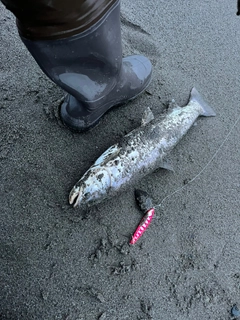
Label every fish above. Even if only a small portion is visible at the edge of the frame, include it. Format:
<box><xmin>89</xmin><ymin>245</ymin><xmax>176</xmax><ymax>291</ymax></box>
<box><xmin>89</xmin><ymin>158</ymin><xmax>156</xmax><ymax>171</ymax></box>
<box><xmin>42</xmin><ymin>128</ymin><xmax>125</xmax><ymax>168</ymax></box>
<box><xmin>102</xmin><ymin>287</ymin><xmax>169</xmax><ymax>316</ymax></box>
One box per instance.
<box><xmin>130</xmin><ymin>189</ymin><xmax>155</xmax><ymax>245</ymax></box>
<box><xmin>69</xmin><ymin>88</ymin><xmax>216</xmax><ymax>209</ymax></box>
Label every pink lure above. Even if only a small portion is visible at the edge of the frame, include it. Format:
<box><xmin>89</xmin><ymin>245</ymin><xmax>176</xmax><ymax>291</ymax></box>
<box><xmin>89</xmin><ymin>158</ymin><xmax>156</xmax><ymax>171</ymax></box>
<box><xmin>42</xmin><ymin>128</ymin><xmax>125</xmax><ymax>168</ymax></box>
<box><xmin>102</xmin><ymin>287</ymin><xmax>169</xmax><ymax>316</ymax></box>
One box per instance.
<box><xmin>129</xmin><ymin>208</ymin><xmax>155</xmax><ymax>245</ymax></box>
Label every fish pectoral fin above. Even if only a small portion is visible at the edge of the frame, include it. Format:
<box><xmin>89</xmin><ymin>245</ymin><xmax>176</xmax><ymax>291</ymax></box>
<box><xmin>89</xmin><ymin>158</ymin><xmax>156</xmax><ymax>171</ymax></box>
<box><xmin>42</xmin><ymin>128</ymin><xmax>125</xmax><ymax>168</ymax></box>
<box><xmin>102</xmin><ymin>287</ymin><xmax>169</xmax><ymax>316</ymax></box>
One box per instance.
<box><xmin>94</xmin><ymin>144</ymin><xmax>120</xmax><ymax>166</ymax></box>
<box><xmin>141</xmin><ymin>107</ymin><xmax>154</xmax><ymax>126</ymax></box>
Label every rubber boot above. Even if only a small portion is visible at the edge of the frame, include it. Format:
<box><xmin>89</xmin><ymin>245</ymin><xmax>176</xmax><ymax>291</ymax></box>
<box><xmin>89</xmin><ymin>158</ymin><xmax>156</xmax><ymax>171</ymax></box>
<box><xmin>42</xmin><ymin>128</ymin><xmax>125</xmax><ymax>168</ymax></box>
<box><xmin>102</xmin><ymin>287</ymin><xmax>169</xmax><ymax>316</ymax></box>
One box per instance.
<box><xmin>21</xmin><ymin>0</ymin><xmax>152</xmax><ymax>131</ymax></box>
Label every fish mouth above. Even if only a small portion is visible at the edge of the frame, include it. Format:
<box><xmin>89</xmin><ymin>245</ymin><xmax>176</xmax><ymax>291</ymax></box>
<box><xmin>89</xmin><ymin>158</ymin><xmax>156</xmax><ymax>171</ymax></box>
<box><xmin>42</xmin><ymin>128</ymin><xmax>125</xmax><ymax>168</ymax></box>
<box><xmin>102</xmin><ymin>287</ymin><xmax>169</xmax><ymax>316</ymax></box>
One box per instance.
<box><xmin>69</xmin><ymin>186</ymin><xmax>83</xmax><ymax>208</ymax></box>
<box><xmin>69</xmin><ymin>168</ymin><xmax>112</xmax><ymax>209</ymax></box>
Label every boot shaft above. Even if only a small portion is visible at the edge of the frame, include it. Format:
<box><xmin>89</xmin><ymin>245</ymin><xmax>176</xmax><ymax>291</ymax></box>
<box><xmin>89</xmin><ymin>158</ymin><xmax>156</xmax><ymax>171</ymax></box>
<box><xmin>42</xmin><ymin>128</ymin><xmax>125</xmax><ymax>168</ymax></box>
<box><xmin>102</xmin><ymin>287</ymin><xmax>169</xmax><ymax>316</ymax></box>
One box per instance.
<box><xmin>20</xmin><ymin>0</ymin><xmax>152</xmax><ymax>131</ymax></box>
<box><xmin>22</xmin><ymin>0</ymin><xmax>122</xmax><ymax>102</ymax></box>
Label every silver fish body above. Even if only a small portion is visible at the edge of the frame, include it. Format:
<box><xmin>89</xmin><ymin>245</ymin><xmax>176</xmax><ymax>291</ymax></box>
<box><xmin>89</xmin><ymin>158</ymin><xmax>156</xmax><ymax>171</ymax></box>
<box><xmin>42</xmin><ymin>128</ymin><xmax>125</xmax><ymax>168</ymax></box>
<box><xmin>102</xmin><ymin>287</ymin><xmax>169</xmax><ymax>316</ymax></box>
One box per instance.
<box><xmin>69</xmin><ymin>88</ymin><xmax>215</xmax><ymax>209</ymax></box>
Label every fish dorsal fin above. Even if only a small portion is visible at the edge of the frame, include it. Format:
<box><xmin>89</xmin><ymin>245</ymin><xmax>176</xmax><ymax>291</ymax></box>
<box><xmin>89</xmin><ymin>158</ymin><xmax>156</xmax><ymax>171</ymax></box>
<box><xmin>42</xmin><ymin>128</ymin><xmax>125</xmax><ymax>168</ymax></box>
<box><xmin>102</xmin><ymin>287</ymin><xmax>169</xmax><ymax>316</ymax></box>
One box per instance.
<box><xmin>167</xmin><ymin>99</ymin><xmax>179</xmax><ymax>111</ymax></box>
<box><xmin>141</xmin><ymin>107</ymin><xmax>154</xmax><ymax>126</ymax></box>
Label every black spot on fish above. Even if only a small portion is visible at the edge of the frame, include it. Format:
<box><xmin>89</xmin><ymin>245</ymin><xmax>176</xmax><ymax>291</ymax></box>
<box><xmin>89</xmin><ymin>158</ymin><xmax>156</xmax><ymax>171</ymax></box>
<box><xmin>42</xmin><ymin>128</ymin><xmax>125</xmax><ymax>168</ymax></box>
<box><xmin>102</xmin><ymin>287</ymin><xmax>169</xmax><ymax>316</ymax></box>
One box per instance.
<box><xmin>97</xmin><ymin>173</ymin><xmax>104</xmax><ymax>181</ymax></box>
<box><xmin>119</xmin><ymin>149</ymin><xmax>125</xmax><ymax>156</ymax></box>
<box><xmin>114</xmin><ymin>160</ymin><xmax>119</xmax><ymax>165</ymax></box>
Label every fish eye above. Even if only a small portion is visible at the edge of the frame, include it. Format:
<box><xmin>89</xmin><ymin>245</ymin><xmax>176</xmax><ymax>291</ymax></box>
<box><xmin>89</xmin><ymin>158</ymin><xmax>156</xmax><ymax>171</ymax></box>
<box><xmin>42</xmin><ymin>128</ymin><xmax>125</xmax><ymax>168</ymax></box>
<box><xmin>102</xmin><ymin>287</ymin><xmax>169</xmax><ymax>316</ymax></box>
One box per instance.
<box><xmin>84</xmin><ymin>192</ymin><xmax>90</xmax><ymax>199</ymax></box>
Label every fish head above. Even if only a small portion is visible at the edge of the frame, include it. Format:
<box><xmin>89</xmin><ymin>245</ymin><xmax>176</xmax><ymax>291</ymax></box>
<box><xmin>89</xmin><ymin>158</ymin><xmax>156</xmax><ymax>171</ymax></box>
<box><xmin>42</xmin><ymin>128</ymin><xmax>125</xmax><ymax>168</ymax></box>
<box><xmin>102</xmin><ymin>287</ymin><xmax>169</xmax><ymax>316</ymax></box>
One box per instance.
<box><xmin>69</xmin><ymin>166</ymin><xmax>112</xmax><ymax>209</ymax></box>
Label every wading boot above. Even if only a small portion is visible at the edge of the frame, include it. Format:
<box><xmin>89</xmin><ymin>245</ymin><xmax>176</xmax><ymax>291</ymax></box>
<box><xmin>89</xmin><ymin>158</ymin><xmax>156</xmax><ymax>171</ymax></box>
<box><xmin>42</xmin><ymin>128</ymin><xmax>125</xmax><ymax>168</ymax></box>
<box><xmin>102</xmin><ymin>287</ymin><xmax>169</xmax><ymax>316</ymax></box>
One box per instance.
<box><xmin>21</xmin><ymin>0</ymin><xmax>152</xmax><ymax>131</ymax></box>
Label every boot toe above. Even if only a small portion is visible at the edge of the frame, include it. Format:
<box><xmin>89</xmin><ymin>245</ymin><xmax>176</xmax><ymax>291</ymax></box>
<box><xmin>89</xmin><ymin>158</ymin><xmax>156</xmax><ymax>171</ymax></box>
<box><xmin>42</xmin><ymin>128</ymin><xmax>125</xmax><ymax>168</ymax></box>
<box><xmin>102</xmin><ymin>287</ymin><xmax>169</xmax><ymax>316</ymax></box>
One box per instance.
<box><xmin>123</xmin><ymin>55</ymin><xmax>152</xmax><ymax>85</ymax></box>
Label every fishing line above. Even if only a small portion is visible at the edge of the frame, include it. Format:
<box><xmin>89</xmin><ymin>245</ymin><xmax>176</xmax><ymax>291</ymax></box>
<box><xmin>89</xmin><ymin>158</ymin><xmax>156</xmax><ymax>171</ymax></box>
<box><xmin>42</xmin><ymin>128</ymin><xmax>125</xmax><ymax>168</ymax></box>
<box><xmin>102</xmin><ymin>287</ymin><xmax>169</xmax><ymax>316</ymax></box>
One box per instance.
<box><xmin>155</xmin><ymin>113</ymin><xmax>240</xmax><ymax>209</ymax></box>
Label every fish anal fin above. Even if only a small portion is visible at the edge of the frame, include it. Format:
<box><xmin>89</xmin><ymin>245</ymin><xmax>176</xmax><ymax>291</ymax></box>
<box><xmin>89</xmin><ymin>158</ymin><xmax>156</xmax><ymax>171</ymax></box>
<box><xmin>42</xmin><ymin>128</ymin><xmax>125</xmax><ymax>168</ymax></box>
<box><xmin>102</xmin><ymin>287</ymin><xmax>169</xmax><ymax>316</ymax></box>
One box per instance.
<box><xmin>158</xmin><ymin>159</ymin><xmax>174</xmax><ymax>171</ymax></box>
<box><xmin>141</xmin><ymin>107</ymin><xmax>154</xmax><ymax>126</ymax></box>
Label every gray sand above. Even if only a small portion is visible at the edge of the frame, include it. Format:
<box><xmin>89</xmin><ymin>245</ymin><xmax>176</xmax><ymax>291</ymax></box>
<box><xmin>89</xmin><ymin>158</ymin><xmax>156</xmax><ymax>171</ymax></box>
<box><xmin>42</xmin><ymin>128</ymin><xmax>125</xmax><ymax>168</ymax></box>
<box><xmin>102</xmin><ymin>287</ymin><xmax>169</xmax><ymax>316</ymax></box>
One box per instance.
<box><xmin>1</xmin><ymin>1</ymin><xmax>240</xmax><ymax>319</ymax></box>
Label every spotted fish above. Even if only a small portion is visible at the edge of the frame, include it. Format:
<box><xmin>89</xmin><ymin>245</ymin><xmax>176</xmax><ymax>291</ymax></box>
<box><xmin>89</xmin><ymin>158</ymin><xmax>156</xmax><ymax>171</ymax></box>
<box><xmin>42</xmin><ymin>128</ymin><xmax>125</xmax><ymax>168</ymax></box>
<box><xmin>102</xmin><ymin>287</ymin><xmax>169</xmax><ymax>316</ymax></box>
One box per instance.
<box><xmin>69</xmin><ymin>88</ymin><xmax>216</xmax><ymax>209</ymax></box>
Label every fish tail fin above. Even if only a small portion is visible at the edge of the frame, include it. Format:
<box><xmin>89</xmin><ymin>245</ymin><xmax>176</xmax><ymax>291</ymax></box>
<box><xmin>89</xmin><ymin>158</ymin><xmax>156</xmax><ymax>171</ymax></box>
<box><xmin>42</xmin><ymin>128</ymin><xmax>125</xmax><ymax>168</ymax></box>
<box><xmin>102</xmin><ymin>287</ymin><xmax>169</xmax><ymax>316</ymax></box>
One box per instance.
<box><xmin>190</xmin><ymin>87</ymin><xmax>216</xmax><ymax>117</ymax></box>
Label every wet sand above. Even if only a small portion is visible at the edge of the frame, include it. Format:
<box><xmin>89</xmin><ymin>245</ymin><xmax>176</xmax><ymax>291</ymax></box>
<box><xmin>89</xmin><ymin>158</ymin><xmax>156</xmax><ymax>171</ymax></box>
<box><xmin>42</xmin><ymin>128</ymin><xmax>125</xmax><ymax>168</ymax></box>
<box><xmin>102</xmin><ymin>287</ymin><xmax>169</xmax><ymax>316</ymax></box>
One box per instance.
<box><xmin>1</xmin><ymin>1</ymin><xmax>240</xmax><ymax>319</ymax></box>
